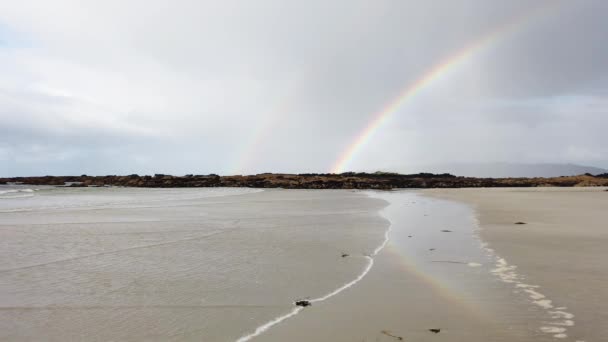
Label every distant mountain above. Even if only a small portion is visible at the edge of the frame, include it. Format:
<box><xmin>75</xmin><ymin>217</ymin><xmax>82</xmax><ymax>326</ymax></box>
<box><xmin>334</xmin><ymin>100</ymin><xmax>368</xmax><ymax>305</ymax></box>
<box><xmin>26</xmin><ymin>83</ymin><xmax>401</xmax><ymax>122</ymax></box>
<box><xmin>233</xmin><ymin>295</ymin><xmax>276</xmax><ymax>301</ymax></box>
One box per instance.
<box><xmin>403</xmin><ymin>163</ymin><xmax>608</xmax><ymax>178</ymax></box>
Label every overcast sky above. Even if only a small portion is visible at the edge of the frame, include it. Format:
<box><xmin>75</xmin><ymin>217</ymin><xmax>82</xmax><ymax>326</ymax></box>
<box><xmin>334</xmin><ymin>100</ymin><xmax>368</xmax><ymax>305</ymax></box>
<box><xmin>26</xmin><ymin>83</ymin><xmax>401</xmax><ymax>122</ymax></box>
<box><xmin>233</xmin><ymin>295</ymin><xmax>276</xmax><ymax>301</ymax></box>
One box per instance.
<box><xmin>1</xmin><ymin>0</ymin><xmax>607</xmax><ymax>176</ymax></box>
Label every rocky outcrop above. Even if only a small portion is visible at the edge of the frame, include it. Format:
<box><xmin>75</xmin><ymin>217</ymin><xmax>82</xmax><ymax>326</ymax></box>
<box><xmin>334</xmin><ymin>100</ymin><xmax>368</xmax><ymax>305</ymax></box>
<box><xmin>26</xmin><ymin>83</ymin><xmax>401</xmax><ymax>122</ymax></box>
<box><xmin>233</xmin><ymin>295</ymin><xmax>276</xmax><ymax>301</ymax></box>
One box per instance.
<box><xmin>1</xmin><ymin>173</ymin><xmax>608</xmax><ymax>189</ymax></box>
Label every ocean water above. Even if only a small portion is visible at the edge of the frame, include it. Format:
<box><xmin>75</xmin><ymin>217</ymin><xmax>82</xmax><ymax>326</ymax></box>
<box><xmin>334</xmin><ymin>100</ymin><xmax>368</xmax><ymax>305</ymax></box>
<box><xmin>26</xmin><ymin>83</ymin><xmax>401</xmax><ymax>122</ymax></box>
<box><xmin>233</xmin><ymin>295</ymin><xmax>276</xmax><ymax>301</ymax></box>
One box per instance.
<box><xmin>0</xmin><ymin>186</ymin><xmax>389</xmax><ymax>341</ymax></box>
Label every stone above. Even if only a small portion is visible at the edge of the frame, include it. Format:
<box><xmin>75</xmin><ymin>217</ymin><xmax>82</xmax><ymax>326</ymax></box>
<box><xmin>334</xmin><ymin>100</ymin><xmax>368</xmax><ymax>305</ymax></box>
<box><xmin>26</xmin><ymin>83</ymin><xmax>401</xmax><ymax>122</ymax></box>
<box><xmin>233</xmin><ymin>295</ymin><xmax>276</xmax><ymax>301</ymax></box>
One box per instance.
<box><xmin>295</xmin><ymin>300</ymin><xmax>311</xmax><ymax>307</ymax></box>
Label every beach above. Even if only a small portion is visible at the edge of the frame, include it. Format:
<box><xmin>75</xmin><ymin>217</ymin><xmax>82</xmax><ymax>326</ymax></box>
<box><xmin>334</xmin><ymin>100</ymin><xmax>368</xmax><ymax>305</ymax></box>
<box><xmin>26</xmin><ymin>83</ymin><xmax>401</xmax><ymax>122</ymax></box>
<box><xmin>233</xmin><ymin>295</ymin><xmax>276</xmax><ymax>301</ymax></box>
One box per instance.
<box><xmin>428</xmin><ymin>187</ymin><xmax>608</xmax><ymax>342</ymax></box>
<box><xmin>1</xmin><ymin>186</ymin><xmax>606</xmax><ymax>341</ymax></box>
<box><xmin>240</xmin><ymin>188</ymin><xmax>607</xmax><ymax>341</ymax></box>
<box><xmin>259</xmin><ymin>191</ymin><xmax>555</xmax><ymax>341</ymax></box>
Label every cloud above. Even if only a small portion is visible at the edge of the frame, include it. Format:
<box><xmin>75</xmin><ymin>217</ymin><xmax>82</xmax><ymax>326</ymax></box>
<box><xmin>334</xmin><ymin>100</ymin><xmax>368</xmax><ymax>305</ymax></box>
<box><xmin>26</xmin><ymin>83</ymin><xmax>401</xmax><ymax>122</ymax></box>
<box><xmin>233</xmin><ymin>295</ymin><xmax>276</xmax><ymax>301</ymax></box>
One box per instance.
<box><xmin>0</xmin><ymin>0</ymin><xmax>607</xmax><ymax>176</ymax></box>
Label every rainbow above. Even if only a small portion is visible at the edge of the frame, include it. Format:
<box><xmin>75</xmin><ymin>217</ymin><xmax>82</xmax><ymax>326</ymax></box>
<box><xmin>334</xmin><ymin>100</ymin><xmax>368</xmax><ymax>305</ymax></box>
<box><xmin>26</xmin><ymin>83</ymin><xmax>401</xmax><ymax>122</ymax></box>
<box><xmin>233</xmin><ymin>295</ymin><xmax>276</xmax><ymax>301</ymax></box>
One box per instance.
<box><xmin>231</xmin><ymin>105</ymin><xmax>286</xmax><ymax>175</ymax></box>
<box><xmin>330</xmin><ymin>2</ymin><xmax>562</xmax><ymax>174</ymax></box>
<box><xmin>231</xmin><ymin>74</ymin><xmax>310</xmax><ymax>175</ymax></box>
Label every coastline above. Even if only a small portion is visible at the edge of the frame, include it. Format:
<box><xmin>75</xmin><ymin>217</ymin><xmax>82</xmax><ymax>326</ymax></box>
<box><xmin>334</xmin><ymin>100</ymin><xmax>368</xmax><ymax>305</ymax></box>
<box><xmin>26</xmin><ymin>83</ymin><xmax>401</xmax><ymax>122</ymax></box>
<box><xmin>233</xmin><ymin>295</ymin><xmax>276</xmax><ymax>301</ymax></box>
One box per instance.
<box><xmin>3</xmin><ymin>172</ymin><xmax>608</xmax><ymax>189</ymax></box>
<box><xmin>3</xmin><ymin>187</ymin><xmax>606</xmax><ymax>341</ymax></box>
<box><xmin>255</xmin><ymin>191</ymin><xmax>555</xmax><ymax>341</ymax></box>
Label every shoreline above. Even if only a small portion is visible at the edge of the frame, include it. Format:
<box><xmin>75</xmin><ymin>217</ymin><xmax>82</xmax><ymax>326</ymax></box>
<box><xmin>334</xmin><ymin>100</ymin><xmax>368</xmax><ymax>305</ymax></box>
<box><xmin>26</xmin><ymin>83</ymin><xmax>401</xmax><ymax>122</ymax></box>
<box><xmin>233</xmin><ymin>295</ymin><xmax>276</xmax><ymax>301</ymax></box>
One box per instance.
<box><xmin>3</xmin><ymin>187</ymin><xmax>605</xmax><ymax>341</ymax></box>
<box><xmin>256</xmin><ymin>190</ymin><xmax>555</xmax><ymax>341</ymax></box>
<box><xmin>236</xmin><ymin>192</ymin><xmax>393</xmax><ymax>342</ymax></box>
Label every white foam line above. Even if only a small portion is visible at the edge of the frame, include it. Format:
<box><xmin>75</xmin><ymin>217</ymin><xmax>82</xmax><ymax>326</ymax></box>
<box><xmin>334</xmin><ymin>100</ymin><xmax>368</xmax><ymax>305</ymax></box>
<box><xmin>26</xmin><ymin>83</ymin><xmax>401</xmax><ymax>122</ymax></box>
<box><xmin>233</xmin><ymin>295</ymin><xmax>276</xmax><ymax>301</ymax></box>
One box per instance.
<box><xmin>0</xmin><ymin>188</ymin><xmax>36</xmax><ymax>195</ymax></box>
<box><xmin>235</xmin><ymin>192</ymin><xmax>392</xmax><ymax>342</ymax></box>
<box><xmin>235</xmin><ymin>307</ymin><xmax>303</xmax><ymax>342</ymax></box>
<box><xmin>313</xmin><ymin>255</ymin><xmax>375</xmax><ymax>303</ymax></box>
<box><xmin>0</xmin><ymin>194</ymin><xmax>35</xmax><ymax>199</ymax></box>
<box><xmin>470</xmin><ymin>216</ymin><xmax>577</xmax><ymax>339</ymax></box>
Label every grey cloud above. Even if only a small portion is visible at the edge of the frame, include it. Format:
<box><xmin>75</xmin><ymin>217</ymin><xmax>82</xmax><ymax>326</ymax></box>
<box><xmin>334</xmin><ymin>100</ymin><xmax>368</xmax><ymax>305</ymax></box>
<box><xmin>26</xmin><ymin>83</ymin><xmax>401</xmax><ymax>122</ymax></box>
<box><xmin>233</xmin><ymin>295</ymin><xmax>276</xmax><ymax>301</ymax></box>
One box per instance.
<box><xmin>0</xmin><ymin>0</ymin><xmax>606</xmax><ymax>176</ymax></box>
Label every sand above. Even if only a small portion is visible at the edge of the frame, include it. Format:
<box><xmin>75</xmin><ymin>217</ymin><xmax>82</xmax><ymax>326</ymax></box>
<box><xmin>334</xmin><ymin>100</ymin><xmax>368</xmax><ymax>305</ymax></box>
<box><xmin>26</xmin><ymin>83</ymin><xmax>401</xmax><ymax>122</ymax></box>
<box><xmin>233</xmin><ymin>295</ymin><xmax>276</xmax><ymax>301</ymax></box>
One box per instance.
<box><xmin>426</xmin><ymin>187</ymin><xmax>608</xmax><ymax>342</ymax></box>
<box><xmin>258</xmin><ymin>191</ymin><xmax>557</xmax><ymax>342</ymax></box>
<box><xmin>255</xmin><ymin>188</ymin><xmax>608</xmax><ymax>341</ymax></box>
<box><xmin>3</xmin><ymin>186</ymin><xmax>606</xmax><ymax>341</ymax></box>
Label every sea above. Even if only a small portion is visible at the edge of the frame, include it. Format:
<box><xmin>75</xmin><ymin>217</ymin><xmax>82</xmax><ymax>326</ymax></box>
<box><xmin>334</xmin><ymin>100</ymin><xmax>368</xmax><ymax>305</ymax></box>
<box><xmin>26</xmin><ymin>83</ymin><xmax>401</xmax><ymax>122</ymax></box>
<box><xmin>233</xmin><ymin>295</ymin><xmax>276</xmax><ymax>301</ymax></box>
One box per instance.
<box><xmin>0</xmin><ymin>185</ymin><xmax>388</xmax><ymax>341</ymax></box>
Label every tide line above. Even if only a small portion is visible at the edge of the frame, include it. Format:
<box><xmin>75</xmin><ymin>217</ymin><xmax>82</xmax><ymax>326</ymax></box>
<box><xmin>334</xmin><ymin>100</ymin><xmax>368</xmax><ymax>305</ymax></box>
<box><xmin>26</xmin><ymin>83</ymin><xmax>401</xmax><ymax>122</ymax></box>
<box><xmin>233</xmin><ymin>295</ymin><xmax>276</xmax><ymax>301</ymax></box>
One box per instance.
<box><xmin>472</xmin><ymin>216</ymin><xmax>577</xmax><ymax>340</ymax></box>
<box><xmin>235</xmin><ymin>194</ymin><xmax>392</xmax><ymax>342</ymax></box>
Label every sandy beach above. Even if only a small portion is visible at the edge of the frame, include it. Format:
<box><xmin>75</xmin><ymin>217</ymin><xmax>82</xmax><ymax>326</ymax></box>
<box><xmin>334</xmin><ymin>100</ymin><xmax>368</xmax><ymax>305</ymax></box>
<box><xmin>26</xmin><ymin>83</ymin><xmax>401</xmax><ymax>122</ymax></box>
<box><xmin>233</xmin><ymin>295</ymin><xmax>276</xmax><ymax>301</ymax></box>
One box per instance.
<box><xmin>251</xmin><ymin>188</ymin><xmax>608</xmax><ymax>341</ymax></box>
<box><xmin>2</xmin><ymin>186</ymin><xmax>606</xmax><ymax>341</ymax></box>
<box><xmin>428</xmin><ymin>187</ymin><xmax>608</xmax><ymax>342</ymax></box>
<box><xmin>259</xmin><ymin>191</ymin><xmax>553</xmax><ymax>341</ymax></box>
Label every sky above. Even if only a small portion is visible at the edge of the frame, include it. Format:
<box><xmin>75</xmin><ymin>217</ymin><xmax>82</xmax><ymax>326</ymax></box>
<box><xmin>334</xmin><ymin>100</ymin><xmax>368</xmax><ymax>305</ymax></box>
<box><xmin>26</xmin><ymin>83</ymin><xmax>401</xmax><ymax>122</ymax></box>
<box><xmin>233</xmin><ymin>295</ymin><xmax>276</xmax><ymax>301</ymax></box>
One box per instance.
<box><xmin>1</xmin><ymin>0</ymin><xmax>607</xmax><ymax>176</ymax></box>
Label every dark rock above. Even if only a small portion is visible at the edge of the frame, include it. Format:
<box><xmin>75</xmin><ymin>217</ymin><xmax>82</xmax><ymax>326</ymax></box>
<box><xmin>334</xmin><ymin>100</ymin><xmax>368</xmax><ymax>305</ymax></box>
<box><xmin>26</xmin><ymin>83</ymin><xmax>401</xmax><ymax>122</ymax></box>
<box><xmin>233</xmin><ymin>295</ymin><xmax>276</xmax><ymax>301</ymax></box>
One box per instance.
<box><xmin>440</xmin><ymin>229</ymin><xmax>452</xmax><ymax>232</ymax></box>
<box><xmin>514</xmin><ymin>222</ymin><xmax>527</xmax><ymax>225</ymax></box>
<box><xmin>429</xmin><ymin>328</ymin><xmax>441</xmax><ymax>333</ymax></box>
<box><xmin>295</xmin><ymin>300</ymin><xmax>311</xmax><ymax>307</ymax></box>
<box><xmin>1</xmin><ymin>172</ymin><xmax>608</xmax><ymax>189</ymax></box>
<box><xmin>341</xmin><ymin>253</ymin><xmax>349</xmax><ymax>258</ymax></box>
<box><xmin>429</xmin><ymin>248</ymin><xmax>435</xmax><ymax>251</ymax></box>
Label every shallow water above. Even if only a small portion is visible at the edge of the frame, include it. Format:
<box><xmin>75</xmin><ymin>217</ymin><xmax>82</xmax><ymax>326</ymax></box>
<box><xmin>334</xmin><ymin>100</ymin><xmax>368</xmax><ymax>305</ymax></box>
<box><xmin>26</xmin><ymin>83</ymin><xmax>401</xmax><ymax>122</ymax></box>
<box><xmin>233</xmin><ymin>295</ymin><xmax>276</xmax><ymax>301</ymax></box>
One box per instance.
<box><xmin>375</xmin><ymin>191</ymin><xmax>558</xmax><ymax>338</ymax></box>
<box><xmin>258</xmin><ymin>191</ymin><xmax>558</xmax><ymax>342</ymax></box>
<box><xmin>0</xmin><ymin>187</ymin><xmax>388</xmax><ymax>341</ymax></box>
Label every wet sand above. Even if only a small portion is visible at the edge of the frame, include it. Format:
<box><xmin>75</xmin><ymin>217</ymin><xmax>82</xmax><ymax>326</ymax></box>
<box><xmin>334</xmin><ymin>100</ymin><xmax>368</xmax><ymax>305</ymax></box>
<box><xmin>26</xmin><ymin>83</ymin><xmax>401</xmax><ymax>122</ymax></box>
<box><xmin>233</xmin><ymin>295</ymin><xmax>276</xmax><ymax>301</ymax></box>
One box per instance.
<box><xmin>259</xmin><ymin>192</ymin><xmax>557</xmax><ymax>342</ymax></box>
<box><xmin>428</xmin><ymin>187</ymin><xmax>608</xmax><ymax>342</ymax></box>
<box><xmin>3</xmin><ymin>187</ymin><xmax>605</xmax><ymax>341</ymax></box>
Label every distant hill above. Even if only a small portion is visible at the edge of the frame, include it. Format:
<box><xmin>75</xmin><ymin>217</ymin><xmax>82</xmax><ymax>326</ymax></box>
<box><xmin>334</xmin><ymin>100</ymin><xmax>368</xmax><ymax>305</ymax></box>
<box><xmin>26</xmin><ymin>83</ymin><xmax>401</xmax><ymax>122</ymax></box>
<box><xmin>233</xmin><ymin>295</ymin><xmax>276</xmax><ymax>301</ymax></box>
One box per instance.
<box><xmin>404</xmin><ymin>163</ymin><xmax>608</xmax><ymax>178</ymax></box>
